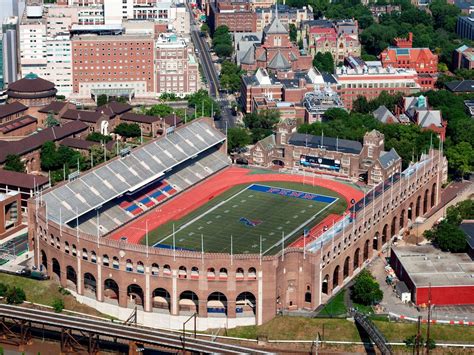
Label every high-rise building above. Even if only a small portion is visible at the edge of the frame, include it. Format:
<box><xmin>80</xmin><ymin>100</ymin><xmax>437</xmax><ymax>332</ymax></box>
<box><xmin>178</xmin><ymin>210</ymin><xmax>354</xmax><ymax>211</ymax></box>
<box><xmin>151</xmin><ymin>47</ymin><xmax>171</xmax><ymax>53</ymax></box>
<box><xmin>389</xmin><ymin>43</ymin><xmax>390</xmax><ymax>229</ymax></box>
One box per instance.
<box><xmin>71</xmin><ymin>33</ymin><xmax>155</xmax><ymax>100</ymax></box>
<box><xmin>457</xmin><ymin>14</ymin><xmax>474</xmax><ymax>40</ymax></box>
<box><xmin>155</xmin><ymin>33</ymin><xmax>198</xmax><ymax>97</ymax></box>
<box><xmin>2</xmin><ymin>16</ymin><xmax>18</xmax><ymax>89</ymax></box>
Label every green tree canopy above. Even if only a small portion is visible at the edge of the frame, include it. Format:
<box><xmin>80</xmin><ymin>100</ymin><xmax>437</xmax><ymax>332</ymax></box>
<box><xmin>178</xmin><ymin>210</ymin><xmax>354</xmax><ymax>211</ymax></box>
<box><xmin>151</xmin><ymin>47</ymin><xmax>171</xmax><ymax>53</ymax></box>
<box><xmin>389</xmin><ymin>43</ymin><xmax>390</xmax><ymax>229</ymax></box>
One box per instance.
<box><xmin>227</xmin><ymin>127</ymin><xmax>251</xmax><ymax>153</ymax></box>
<box><xmin>424</xmin><ymin>220</ymin><xmax>467</xmax><ymax>252</ymax></box>
<box><xmin>146</xmin><ymin>104</ymin><xmax>174</xmax><ymax>117</ymax></box>
<box><xmin>4</xmin><ymin>155</ymin><xmax>26</xmax><ymax>173</ymax></box>
<box><xmin>86</xmin><ymin>132</ymin><xmax>112</xmax><ymax>143</ymax></box>
<box><xmin>114</xmin><ymin>123</ymin><xmax>141</xmax><ymax>138</ymax></box>
<box><xmin>5</xmin><ymin>286</ymin><xmax>26</xmax><ymax>305</ymax></box>
<box><xmin>219</xmin><ymin>61</ymin><xmax>244</xmax><ymax>93</ymax></box>
<box><xmin>312</xmin><ymin>52</ymin><xmax>335</xmax><ymax>73</ymax></box>
<box><xmin>187</xmin><ymin>89</ymin><xmax>220</xmax><ymax>118</ymax></box>
<box><xmin>97</xmin><ymin>94</ymin><xmax>108</xmax><ymax>107</ymax></box>
<box><xmin>351</xmin><ymin>270</ymin><xmax>383</xmax><ymax>306</ymax></box>
<box><xmin>243</xmin><ymin>110</ymin><xmax>280</xmax><ymax>143</ymax></box>
<box><xmin>212</xmin><ymin>25</ymin><xmax>233</xmax><ymax>58</ymax></box>
<box><xmin>45</xmin><ymin>112</ymin><xmax>60</xmax><ymax>128</ymax></box>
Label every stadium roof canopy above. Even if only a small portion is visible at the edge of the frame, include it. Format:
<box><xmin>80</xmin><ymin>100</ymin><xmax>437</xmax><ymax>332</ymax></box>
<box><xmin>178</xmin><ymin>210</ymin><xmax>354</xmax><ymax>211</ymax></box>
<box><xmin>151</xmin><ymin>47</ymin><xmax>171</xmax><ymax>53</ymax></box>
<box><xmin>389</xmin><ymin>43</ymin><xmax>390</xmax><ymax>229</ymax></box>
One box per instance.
<box><xmin>42</xmin><ymin>120</ymin><xmax>226</xmax><ymax>224</ymax></box>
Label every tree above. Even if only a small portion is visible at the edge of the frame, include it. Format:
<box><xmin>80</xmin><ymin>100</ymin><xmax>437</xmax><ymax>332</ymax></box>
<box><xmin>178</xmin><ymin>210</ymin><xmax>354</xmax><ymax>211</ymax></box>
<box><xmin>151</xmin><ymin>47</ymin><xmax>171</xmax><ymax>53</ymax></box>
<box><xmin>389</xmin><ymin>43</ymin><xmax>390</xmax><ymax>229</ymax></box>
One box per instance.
<box><xmin>219</xmin><ymin>61</ymin><xmax>244</xmax><ymax>93</ymax></box>
<box><xmin>146</xmin><ymin>104</ymin><xmax>174</xmax><ymax>117</ymax></box>
<box><xmin>352</xmin><ymin>96</ymin><xmax>371</xmax><ymax>114</ymax></box>
<box><xmin>312</xmin><ymin>52</ymin><xmax>334</xmax><ymax>73</ymax></box>
<box><xmin>351</xmin><ymin>270</ymin><xmax>383</xmax><ymax>306</ymax></box>
<box><xmin>5</xmin><ymin>286</ymin><xmax>26</xmax><ymax>304</ymax></box>
<box><xmin>214</xmin><ymin>43</ymin><xmax>233</xmax><ymax>58</ymax></box>
<box><xmin>187</xmin><ymin>89</ymin><xmax>220</xmax><ymax>118</ymax></box>
<box><xmin>446</xmin><ymin>142</ymin><xmax>474</xmax><ymax>178</ymax></box>
<box><xmin>40</xmin><ymin>141</ymin><xmax>59</xmax><ymax>171</ymax></box>
<box><xmin>446</xmin><ymin>200</ymin><xmax>474</xmax><ymax>225</ymax></box>
<box><xmin>0</xmin><ymin>283</ymin><xmax>7</xmax><ymax>297</ymax></box>
<box><xmin>424</xmin><ymin>220</ymin><xmax>467</xmax><ymax>252</ymax></box>
<box><xmin>227</xmin><ymin>127</ymin><xmax>251</xmax><ymax>153</ymax></box>
<box><xmin>289</xmin><ymin>23</ymin><xmax>297</xmax><ymax>42</ymax></box>
<box><xmin>404</xmin><ymin>334</ymin><xmax>436</xmax><ymax>350</ymax></box>
<box><xmin>45</xmin><ymin>112</ymin><xmax>60</xmax><ymax>128</ymax></box>
<box><xmin>114</xmin><ymin>123</ymin><xmax>141</xmax><ymax>138</ymax></box>
<box><xmin>52</xmin><ymin>298</ymin><xmax>65</xmax><ymax>313</ymax></box>
<box><xmin>201</xmin><ymin>23</ymin><xmax>209</xmax><ymax>35</ymax></box>
<box><xmin>96</xmin><ymin>94</ymin><xmax>108</xmax><ymax>107</ymax></box>
<box><xmin>86</xmin><ymin>132</ymin><xmax>112</xmax><ymax>143</ymax></box>
<box><xmin>4</xmin><ymin>155</ymin><xmax>26</xmax><ymax>173</ymax></box>
<box><xmin>243</xmin><ymin>110</ymin><xmax>280</xmax><ymax>143</ymax></box>
<box><xmin>212</xmin><ymin>25</ymin><xmax>233</xmax><ymax>58</ymax></box>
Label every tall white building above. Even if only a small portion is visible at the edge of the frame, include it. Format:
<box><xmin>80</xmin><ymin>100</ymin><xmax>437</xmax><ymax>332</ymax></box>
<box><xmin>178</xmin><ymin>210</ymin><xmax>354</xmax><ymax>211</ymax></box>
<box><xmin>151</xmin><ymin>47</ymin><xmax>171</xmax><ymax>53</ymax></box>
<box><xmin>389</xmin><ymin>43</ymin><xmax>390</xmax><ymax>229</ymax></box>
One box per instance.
<box><xmin>19</xmin><ymin>5</ymin><xmax>74</xmax><ymax>97</ymax></box>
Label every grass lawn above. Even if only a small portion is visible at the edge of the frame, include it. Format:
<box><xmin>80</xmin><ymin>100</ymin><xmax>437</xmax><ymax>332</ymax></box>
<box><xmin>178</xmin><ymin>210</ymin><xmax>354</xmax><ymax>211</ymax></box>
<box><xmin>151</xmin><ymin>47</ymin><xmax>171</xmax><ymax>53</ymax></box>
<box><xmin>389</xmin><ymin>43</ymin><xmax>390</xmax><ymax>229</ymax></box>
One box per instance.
<box><xmin>319</xmin><ymin>290</ymin><xmax>347</xmax><ymax>317</ymax></box>
<box><xmin>224</xmin><ymin>316</ymin><xmax>474</xmax><ymax>344</ymax></box>
<box><xmin>146</xmin><ymin>182</ymin><xmax>346</xmax><ymax>255</ymax></box>
<box><xmin>0</xmin><ymin>273</ymin><xmax>105</xmax><ymax>317</ymax></box>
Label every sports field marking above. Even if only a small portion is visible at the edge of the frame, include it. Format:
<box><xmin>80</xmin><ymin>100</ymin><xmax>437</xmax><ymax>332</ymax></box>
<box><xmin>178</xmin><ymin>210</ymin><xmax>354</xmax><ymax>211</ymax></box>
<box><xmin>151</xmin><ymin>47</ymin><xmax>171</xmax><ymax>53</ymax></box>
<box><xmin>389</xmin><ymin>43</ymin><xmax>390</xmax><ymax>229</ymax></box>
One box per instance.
<box><xmin>261</xmin><ymin>199</ymin><xmax>337</xmax><ymax>255</ymax></box>
<box><xmin>153</xmin><ymin>182</ymin><xmax>339</xmax><ymax>253</ymax></box>
<box><xmin>154</xmin><ymin>184</ymin><xmax>251</xmax><ymax>246</ymax></box>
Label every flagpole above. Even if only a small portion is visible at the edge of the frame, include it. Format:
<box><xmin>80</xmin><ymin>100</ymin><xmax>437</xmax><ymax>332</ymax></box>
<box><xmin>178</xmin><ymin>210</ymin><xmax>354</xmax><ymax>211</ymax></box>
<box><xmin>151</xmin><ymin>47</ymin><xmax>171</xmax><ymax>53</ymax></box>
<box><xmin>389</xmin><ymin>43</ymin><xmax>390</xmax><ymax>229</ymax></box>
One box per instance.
<box><xmin>96</xmin><ymin>209</ymin><xmax>100</xmax><ymax>240</ymax></box>
<box><xmin>259</xmin><ymin>235</ymin><xmax>262</xmax><ymax>266</ymax></box>
<box><xmin>281</xmin><ymin>231</ymin><xmax>284</xmax><ymax>262</ymax></box>
<box><xmin>201</xmin><ymin>234</ymin><xmax>204</xmax><ymax>264</ymax></box>
<box><xmin>303</xmin><ymin>230</ymin><xmax>306</xmax><ymax>259</ymax></box>
<box><xmin>146</xmin><ymin>220</ymin><xmax>149</xmax><ymax>259</ymax></box>
<box><xmin>59</xmin><ymin>207</ymin><xmax>62</xmax><ymax>236</ymax></box>
<box><xmin>231</xmin><ymin>235</ymin><xmax>233</xmax><ymax>265</ymax></box>
<box><xmin>76</xmin><ymin>207</ymin><xmax>79</xmax><ymax>241</ymax></box>
<box><xmin>173</xmin><ymin>224</ymin><xmax>176</xmax><ymax>261</ymax></box>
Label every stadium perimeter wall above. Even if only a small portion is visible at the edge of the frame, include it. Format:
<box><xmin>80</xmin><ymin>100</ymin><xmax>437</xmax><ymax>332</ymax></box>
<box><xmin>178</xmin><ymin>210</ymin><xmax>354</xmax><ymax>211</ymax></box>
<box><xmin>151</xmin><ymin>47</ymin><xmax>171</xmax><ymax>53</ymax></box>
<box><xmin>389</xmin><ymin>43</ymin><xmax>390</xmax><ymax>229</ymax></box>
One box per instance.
<box><xmin>28</xmin><ymin>149</ymin><xmax>446</xmax><ymax>330</ymax></box>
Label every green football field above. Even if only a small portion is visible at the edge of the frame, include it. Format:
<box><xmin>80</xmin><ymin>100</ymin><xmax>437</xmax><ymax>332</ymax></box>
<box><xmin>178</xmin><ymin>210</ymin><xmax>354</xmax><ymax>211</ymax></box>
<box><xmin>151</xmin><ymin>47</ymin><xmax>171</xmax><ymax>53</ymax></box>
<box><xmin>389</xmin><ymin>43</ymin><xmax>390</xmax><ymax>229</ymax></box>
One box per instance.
<box><xmin>146</xmin><ymin>181</ymin><xmax>346</xmax><ymax>255</ymax></box>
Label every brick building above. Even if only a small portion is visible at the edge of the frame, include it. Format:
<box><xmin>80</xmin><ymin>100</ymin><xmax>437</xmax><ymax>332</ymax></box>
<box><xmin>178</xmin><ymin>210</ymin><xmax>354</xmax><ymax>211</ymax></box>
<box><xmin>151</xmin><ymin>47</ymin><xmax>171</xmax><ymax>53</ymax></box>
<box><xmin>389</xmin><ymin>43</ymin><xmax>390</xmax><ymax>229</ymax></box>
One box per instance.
<box><xmin>0</xmin><ymin>191</ymin><xmax>23</xmax><ymax>240</ymax></box>
<box><xmin>334</xmin><ymin>57</ymin><xmax>421</xmax><ymax>110</ymax></box>
<box><xmin>304</xmin><ymin>19</ymin><xmax>361</xmax><ymax>63</ymax></box>
<box><xmin>71</xmin><ymin>34</ymin><xmax>155</xmax><ymax>101</ymax></box>
<box><xmin>7</xmin><ymin>74</ymin><xmax>57</xmax><ymax>113</ymax></box>
<box><xmin>255</xmin><ymin>4</ymin><xmax>312</xmax><ymax>32</ymax></box>
<box><xmin>239</xmin><ymin>14</ymin><xmax>312</xmax><ymax>72</ymax></box>
<box><xmin>246</xmin><ymin>127</ymin><xmax>401</xmax><ymax>185</ymax></box>
<box><xmin>391</xmin><ymin>245</ymin><xmax>474</xmax><ymax>306</ymax></box>
<box><xmin>453</xmin><ymin>44</ymin><xmax>474</xmax><ymax>70</ymax></box>
<box><xmin>155</xmin><ymin>33</ymin><xmax>199</xmax><ymax>97</ymax></box>
<box><xmin>373</xmin><ymin>95</ymin><xmax>447</xmax><ymax>141</ymax></box>
<box><xmin>379</xmin><ymin>33</ymin><xmax>438</xmax><ymax>90</ymax></box>
<box><xmin>241</xmin><ymin>67</ymin><xmax>333</xmax><ymax>114</ymax></box>
<box><xmin>0</xmin><ymin>120</ymin><xmax>88</xmax><ymax>173</ymax></box>
<box><xmin>208</xmin><ymin>0</ymin><xmax>257</xmax><ymax>33</ymax></box>
<box><xmin>0</xmin><ymin>169</ymin><xmax>49</xmax><ymax>211</ymax></box>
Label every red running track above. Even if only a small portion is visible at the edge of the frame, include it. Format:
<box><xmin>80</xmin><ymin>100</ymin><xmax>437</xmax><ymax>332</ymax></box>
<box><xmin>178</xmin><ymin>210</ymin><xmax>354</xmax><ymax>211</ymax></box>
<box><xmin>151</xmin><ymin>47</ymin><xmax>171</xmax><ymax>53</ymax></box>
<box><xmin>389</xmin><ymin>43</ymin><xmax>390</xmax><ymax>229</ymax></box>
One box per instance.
<box><xmin>109</xmin><ymin>167</ymin><xmax>364</xmax><ymax>244</ymax></box>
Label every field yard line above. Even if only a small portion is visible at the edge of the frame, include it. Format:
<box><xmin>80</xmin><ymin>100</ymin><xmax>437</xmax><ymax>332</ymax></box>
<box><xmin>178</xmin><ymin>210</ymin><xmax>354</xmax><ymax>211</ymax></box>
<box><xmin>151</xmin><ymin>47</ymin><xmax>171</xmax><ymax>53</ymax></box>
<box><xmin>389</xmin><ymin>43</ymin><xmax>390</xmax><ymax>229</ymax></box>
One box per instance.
<box><xmin>251</xmin><ymin>183</ymin><xmax>337</xmax><ymax>200</ymax></box>
<box><xmin>153</xmin><ymin>184</ymin><xmax>252</xmax><ymax>246</ymax></box>
<box><xmin>262</xmin><ymin>198</ymin><xmax>338</xmax><ymax>255</ymax></box>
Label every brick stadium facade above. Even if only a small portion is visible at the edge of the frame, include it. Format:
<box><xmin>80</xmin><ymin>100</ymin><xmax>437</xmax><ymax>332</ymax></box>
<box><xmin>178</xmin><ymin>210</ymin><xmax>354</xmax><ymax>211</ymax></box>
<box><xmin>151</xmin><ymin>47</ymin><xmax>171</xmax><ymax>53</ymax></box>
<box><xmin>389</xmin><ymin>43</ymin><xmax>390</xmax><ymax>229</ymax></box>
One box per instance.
<box><xmin>28</xmin><ymin>149</ymin><xmax>446</xmax><ymax>330</ymax></box>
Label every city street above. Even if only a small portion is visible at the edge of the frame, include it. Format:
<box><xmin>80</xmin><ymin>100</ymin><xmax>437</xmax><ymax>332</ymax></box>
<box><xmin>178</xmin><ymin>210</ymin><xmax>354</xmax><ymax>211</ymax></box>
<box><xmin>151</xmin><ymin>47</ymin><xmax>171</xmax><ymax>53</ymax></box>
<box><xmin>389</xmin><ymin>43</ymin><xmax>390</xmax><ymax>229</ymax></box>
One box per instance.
<box><xmin>187</xmin><ymin>1</ymin><xmax>237</xmax><ymax>129</ymax></box>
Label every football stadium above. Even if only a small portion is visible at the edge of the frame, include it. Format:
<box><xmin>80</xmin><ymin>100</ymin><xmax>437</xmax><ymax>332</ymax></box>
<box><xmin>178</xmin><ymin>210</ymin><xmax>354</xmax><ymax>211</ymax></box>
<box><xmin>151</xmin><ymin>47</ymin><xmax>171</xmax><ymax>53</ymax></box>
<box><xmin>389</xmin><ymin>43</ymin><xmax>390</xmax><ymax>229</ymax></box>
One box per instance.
<box><xmin>29</xmin><ymin>118</ymin><xmax>445</xmax><ymax>330</ymax></box>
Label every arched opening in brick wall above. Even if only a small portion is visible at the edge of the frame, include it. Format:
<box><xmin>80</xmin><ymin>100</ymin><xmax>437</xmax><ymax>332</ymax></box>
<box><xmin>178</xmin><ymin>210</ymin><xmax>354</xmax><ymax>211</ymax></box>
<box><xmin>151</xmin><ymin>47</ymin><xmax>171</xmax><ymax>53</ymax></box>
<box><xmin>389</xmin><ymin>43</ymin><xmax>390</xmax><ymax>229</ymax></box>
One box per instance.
<box><xmin>84</xmin><ymin>272</ymin><xmax>97</xmax><ymax>298</ymax></box>
<box><xmin>66</xmin><ymin>265</ymin><xmax>77</xmax><ymax>291</ymax></box>
<box><xmin>208</xmin><ymin>292</ymin><xmax>228</xmax><ymax>316</ymax></box>
<box><xmin>152</xmin><ymin>288</ymin><xmax>171</xmax><ymax>313</ymax></box>
<box><xmin>179</xmin><ymin>290</ymin><xmax>199</xmax><ymax>315</ymax></box>
<box><xmin>127</xmin><ymin>284</ymin><xmax>144</xmax><ymax>310</ymax></box>
<box><xmin>236</xmin><ymin>292</ymin><xmax>256</xmax><ymax>316</ymax></box>
<box><xmin>52</xmin><ymin>258</ymin><xmax>60</xmax><ymax>281</ymax></box>
<box><xmin>343</xmin><ymin>256</ymin><xmax>350</xmax><ymax>279</ymax></box>
<box><xmin>332</xmin><ymin>265</ymin><xmax>340</xmax><ymax>289</ymax></box>
<box><xmin>321</xmin><ymin>274</ymin><xmax>329</xmax><ymax>295</ymax></box>
<box><xmin>104</xmin><ymin>279</ymin><xmax>119</xmax><ymax>305</ymax></box>
<box><xmin>353</xmin><ymin>248</ymin><xmax>360</xmax><ymax>270</ymax></box>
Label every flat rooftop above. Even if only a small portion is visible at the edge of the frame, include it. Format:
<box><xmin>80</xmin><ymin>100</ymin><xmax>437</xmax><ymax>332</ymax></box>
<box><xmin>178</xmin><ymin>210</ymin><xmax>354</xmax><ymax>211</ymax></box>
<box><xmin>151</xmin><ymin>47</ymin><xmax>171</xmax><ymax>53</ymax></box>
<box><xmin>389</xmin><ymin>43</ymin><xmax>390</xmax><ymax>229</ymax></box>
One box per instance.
<box><xmin>393</xmin><ymin>245</ymin><xmax>474</xmax><ymax>288</ymax></box>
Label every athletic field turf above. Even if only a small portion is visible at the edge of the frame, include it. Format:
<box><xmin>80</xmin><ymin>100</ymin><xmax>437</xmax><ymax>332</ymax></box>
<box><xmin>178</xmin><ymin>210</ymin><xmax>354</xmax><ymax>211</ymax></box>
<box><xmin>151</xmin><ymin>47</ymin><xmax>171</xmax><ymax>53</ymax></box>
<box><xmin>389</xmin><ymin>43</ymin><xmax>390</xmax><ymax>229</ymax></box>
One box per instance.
<box><xmin>144</xmin><ymin>181</ymin><xmax>346</xmax><ymax>255</ymax></box>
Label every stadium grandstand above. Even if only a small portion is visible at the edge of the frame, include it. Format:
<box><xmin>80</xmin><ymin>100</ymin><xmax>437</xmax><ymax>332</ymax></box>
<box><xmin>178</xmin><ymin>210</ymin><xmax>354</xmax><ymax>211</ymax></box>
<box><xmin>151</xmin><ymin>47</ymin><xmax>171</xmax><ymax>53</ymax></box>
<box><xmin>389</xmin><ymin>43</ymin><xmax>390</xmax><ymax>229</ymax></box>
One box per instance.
<box><xmin>29</xmin><ymin>117</ymin><xmax>447</xmax><ymax>330</ymax></box>
<box><xmin>42</xmin><ymin>120</ymin><xmax>229</xmax><ymax>236</ymax></box>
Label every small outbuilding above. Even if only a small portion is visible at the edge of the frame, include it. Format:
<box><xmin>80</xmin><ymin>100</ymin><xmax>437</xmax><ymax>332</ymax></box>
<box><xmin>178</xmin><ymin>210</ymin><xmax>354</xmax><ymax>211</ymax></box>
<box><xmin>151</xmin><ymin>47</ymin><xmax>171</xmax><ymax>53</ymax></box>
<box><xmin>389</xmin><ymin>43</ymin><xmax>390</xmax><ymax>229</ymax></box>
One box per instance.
<box><xmin>395</xmin><ymin>281</ymin><xmax>411</xmax><ymax>303</ymax></box>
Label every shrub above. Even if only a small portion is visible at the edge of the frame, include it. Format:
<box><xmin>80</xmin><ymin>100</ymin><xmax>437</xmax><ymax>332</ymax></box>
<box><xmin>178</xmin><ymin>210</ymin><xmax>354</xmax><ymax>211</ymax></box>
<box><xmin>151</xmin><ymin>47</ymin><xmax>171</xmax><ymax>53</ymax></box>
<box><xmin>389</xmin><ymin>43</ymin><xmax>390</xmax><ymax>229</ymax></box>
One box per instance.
<box><xmin>52</xmin><ymin>298</ymin><xmax>65</xmax><ymax>313</ymax></box>
<box><xmin>5</xmin><ymin>287</ymin><xmax>26</xmax><ymax>304</ymax></box>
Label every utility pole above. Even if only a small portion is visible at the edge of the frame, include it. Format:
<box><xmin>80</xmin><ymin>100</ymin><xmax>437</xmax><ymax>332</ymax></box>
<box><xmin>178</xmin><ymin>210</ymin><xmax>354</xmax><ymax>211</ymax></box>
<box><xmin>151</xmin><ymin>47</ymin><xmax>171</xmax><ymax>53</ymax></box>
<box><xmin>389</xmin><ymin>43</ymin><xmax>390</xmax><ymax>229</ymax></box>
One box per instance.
<box><xmin>426</xmin><ymin>283</ymin><xmax>432</xmax><ymax>354</ymax></box>
<box><xmin>415</xmin><ymin>315</ymin><xmax>422</xmax><ymax>355</ymax></box>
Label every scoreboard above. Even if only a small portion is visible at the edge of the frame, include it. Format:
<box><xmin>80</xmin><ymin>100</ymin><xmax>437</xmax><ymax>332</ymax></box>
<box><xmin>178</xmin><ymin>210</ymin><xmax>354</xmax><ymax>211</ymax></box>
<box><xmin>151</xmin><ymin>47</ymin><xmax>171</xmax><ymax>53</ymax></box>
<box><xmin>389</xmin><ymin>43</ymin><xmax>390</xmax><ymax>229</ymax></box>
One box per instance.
<box><xmin>300</xmin><ymin>155</ymin><xmax>341</xmax><ymax>171</ymax></box>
